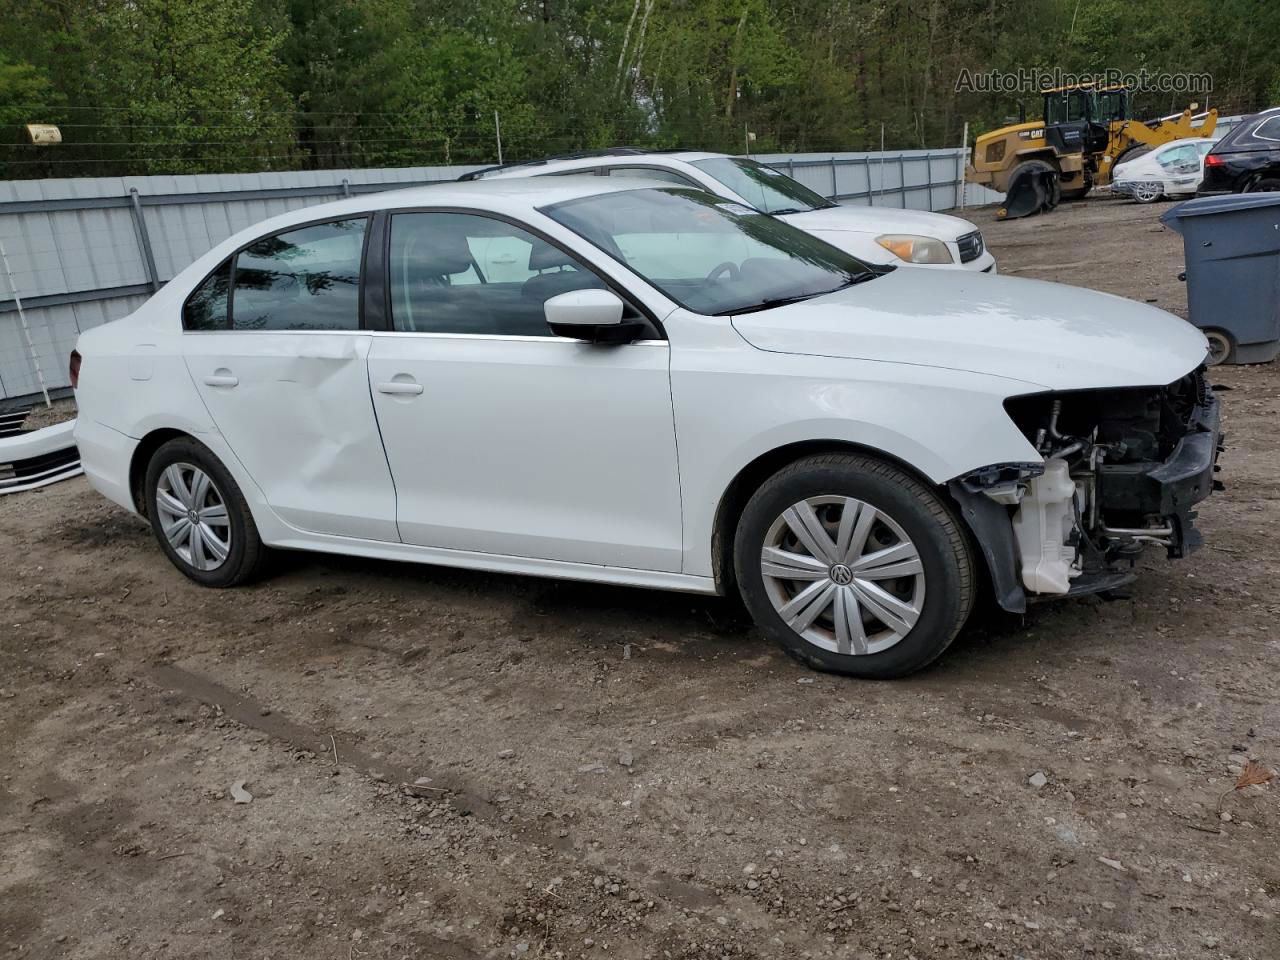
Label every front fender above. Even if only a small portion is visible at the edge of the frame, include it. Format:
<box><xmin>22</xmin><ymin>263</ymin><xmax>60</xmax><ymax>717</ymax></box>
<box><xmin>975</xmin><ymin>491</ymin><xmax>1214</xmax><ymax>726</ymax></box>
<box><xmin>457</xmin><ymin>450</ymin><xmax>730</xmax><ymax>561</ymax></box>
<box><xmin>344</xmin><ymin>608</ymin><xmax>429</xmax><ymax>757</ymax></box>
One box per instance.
<box><xmin>670</xmin><ymin>341</ymin><xmax>1042</xmax><ymax>578</ymax></box>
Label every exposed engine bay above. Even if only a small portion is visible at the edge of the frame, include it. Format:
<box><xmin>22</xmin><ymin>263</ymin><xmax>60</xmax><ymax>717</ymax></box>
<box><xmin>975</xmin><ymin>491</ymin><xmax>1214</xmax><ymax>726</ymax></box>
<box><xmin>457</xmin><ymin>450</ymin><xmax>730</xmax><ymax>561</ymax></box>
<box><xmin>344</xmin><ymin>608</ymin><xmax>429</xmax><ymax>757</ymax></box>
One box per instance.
<box><xmin>950</xmin><ymin>367</ymin><xmax>1223</xmax><ymax>610</ymax></box>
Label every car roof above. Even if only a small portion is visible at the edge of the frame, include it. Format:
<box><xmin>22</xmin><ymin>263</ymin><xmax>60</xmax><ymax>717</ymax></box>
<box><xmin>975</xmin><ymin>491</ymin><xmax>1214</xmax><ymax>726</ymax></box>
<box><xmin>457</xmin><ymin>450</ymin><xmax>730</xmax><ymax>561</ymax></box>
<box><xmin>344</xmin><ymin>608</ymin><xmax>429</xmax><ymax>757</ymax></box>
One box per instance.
<box><xmin>372</xmin><ymin>174</ymin><xmax>673</xmax><ymax>208</ymax></box>
<box><xmin>248</xmin><ymin>175</ymin><xmax>677</xmax><ymax>231</ymax></box>
<box><xmin>471</xmin><ymin>150</ymin><xmax>728</xmax><ymax>179</ymax></box>
<box><xmin>190</xmin><ymin>175</ymin><xmax>684</xmax><ymax>271</ymax></box>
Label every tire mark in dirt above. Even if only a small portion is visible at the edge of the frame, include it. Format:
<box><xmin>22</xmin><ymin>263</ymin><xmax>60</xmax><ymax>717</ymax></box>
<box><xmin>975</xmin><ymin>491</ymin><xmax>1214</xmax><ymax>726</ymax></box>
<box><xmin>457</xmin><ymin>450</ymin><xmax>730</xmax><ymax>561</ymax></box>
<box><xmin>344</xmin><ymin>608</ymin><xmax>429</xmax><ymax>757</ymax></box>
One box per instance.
<box><xmin>150</xmin><ymin>663</ymin><xmax>495</xmax><ymax>819</ymax></box>
<box><xmin>148</xmin><ymin>664</ymin><xmax>727</xmax><ymax>915</ymax></box>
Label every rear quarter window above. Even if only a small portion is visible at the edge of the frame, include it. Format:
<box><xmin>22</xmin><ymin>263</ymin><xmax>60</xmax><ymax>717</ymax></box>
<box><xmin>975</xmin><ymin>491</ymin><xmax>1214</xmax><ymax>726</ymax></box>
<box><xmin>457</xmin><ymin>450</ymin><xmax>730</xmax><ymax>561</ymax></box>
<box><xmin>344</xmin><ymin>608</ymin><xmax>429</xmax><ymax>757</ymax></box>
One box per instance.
<box><xmin>183</xmin><ymin>260</ymin><xmax>231</xmax><ymax>330</ymax></box>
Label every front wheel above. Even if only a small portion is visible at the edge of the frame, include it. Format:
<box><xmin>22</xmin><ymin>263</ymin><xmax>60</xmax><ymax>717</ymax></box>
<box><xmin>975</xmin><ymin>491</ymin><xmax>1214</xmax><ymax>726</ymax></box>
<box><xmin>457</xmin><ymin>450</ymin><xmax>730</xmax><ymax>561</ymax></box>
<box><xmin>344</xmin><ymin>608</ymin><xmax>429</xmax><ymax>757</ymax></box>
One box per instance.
<box><xmin>144</xmin><ymin>436</ymin><xmax>267</xmax><ymax>587</ymax></box>
<box><xmin>733</xmin><ymin>454</ymin><xmax>976</xmax><ymax>679</ymax></box>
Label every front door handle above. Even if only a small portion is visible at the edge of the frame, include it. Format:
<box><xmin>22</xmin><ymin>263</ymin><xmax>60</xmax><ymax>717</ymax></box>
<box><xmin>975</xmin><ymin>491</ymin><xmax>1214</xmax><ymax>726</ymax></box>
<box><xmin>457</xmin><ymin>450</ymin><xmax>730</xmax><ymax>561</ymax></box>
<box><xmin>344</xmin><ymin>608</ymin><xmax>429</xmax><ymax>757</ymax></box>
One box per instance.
<box><xmin>376</xmin><ymin>381</ymin><xmax>424</xmax><ymax>396</ymax></box>
<box><xmin>203</xmin><ymin>373</ymin><xmax>238</xmax><ymax>387</ymax></box>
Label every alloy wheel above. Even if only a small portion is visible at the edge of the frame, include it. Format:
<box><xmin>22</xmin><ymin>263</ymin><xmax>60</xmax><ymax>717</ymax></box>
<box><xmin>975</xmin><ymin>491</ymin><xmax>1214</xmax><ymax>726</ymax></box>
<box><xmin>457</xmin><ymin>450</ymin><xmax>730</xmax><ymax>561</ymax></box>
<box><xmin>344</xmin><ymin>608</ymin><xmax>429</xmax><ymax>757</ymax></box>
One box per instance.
<box><xmin>155</xmin><ymin>462</ymin><xmax>232</xmax><ymax>571</ymax></box>
<box><xmin>759</xmin><ymin>495</ymin><xmax>926</xmax><ymax>656</ymax></box>
<box><xmin>1133</xmin><ymin>182</ymin><xmax>1162</xmax><ymax>203</ymax></box>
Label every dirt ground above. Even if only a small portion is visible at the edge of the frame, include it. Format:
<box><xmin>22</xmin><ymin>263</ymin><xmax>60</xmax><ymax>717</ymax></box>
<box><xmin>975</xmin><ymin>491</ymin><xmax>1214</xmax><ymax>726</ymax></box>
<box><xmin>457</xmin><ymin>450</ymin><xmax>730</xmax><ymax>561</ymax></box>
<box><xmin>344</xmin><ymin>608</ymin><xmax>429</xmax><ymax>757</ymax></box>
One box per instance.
<box><xmin>2</xmin><ymin>195</ymin><xmax>1278</xmax><ymax>960</ymax></box>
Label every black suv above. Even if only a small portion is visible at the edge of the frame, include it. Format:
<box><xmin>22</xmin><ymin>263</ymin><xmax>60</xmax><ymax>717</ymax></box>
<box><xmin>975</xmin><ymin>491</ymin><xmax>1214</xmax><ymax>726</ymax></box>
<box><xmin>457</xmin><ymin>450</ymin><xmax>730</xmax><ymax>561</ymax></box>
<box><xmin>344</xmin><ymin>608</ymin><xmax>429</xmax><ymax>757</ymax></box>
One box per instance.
<box><xmin>1198</xmin><ymin>107</ymin><xmax>1280</xmax><ymax>195</ymax></box>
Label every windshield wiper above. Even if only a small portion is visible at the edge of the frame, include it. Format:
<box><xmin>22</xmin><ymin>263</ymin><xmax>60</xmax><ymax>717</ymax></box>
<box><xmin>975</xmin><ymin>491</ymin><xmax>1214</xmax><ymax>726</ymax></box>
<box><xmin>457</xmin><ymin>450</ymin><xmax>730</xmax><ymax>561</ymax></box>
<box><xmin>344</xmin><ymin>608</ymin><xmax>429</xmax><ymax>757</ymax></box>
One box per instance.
<box><xmin>714</xmin><ymin>271</ymin><xmax>877</xmax><ymax>316</ymax></box>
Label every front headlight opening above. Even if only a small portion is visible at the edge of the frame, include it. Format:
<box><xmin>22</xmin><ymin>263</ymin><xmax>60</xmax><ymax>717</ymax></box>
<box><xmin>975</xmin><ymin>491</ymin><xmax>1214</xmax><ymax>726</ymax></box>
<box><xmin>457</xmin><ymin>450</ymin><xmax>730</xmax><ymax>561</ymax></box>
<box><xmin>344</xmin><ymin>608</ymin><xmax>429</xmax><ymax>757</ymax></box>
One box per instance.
<box><xmin>875</xmin><ymin>234</ymin><xmax>955</xmax><ymax>265</ymax></box>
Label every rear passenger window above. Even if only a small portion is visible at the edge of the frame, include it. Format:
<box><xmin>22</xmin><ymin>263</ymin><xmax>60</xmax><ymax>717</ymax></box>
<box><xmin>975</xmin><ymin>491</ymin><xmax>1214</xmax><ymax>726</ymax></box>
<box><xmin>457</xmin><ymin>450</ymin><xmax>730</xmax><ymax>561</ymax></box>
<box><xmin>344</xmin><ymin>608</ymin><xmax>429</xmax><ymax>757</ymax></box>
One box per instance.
<box><xmin>388</xmin><ymin>212</ymin><xmax>606</xmax><ymax>336</ymax></box>
<box><xmin>231</xmin><ymin>219</ymin><xmax>366</xmax><ymax>331</ymax></box>
<box><xmin>183</xmin><ymin>260</ymin><xmax>231</xmax><ymax>330</ymax></box>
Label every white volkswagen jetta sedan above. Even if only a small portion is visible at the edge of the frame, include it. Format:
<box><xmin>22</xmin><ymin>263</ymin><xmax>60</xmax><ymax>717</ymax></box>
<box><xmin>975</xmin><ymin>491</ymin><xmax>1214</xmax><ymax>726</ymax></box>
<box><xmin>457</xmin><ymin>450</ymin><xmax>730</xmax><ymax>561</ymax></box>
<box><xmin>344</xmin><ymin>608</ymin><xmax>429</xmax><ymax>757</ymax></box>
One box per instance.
<box><xmin>465</xmin><ymin>149</ymin><xmax>997</xmax><ymax>273</ymax></box>
<box><xmin>72</xmin><ymin>177</ymin><xmax>1221</xmax><ymax>678</ymax></box>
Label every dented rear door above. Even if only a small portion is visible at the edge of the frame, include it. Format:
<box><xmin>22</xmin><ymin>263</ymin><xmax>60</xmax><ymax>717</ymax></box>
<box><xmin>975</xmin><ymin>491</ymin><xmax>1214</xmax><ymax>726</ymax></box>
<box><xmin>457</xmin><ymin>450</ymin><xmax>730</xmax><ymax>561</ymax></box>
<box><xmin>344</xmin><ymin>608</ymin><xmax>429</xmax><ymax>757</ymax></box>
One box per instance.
<box><xmin>183</xmin><ymin>331</ymin><xmax>398</xmax><ymax>541</ymax></box>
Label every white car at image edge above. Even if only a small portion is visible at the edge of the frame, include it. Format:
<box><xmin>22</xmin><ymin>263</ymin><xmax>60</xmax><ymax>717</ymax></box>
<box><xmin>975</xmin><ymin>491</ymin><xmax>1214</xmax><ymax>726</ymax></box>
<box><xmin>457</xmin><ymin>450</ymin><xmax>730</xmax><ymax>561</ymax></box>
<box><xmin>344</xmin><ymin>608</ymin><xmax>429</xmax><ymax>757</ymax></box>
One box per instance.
<box><xmin>464</xmin><ymin>149</ymin><xmax>998</xmax><ymax>273</ymax></box>
<box><xmin>72</xmin><ymin>176</ymin><xmax>1221</xmax><ymax>678</ymax></box>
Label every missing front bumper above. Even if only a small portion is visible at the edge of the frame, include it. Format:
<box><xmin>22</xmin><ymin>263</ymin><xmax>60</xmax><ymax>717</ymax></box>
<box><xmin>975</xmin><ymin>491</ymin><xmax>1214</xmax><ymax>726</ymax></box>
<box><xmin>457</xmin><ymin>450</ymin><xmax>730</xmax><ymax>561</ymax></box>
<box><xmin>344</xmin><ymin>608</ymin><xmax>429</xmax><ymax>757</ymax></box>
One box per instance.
<box><xmin>951</xmin><ymin>382</ymin><xmax>1224</xmax><ymax>612</ymax></box>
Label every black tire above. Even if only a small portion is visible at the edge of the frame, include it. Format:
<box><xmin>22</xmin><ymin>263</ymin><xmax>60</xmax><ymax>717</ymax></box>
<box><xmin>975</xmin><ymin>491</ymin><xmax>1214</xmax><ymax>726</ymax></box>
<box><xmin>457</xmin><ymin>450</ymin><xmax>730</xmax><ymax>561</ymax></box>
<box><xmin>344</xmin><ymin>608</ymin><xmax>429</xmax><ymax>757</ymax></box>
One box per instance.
<box><xmin>1045</xmin><ymin>175</ymin><xmax>1062</xmax><ymax>210</ymax></box>
<box><xmin>733</xmin><ymin>453</ymin><xmax>976</xmax><ymax>679</ymax></box>
<box><xmin>1247</xmin><ymin>177</ymin><xmax>1280</xmax><ymax>193</ymax></box>
<box><xmin>144</xmin><ymin>436</ymin><xmax>268</xmax><ymax>587</ymax></box>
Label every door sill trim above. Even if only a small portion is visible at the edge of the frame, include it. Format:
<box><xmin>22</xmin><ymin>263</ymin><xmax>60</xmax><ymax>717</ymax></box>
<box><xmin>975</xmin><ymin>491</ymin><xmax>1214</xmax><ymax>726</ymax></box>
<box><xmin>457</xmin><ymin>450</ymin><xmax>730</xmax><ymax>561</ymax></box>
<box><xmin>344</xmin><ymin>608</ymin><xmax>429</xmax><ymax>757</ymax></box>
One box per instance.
<box><xmin>262</xmin><ymin>532</ymin><xmax>718</xmax><ymax>596</ymax></box>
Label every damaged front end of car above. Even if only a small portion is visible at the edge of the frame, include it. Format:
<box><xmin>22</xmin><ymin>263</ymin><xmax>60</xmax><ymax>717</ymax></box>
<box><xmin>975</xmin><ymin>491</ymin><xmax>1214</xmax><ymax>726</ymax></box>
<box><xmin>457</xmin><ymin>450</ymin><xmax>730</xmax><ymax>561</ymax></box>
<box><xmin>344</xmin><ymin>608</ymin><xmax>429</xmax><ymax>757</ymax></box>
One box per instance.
<box><xmin>950</xmin><ymin>367</ymin><xmax>1224</xmax><ymax>613</ymax></box>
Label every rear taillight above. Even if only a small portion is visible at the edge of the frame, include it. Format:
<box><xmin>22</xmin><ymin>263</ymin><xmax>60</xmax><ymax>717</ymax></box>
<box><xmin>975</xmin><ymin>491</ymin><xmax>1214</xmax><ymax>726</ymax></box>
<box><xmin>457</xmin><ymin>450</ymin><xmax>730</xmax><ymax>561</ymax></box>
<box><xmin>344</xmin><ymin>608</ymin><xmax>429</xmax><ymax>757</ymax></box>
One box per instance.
<box><xmin>1205</xmin><ymin>153</ymin><xmax>1224</xmax><ymax>167</ymax></box>
<box><xmin>69</xmin><ymin>350</ymin><xmax>81</xmax><ymax>389</ymax></box>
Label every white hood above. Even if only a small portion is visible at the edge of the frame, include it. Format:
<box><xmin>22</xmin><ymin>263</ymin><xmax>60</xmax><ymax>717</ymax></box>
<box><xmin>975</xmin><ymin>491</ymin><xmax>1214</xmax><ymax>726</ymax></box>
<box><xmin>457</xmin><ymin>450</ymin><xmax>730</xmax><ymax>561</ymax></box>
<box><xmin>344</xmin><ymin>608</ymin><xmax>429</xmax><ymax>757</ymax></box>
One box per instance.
<box><xmin>730</xmin><ymin>269</ymin><xmax>1208</xmax><ymax>391</ymax></box>
<box><xmin>779</xmin><ymin>205</ymin><xmax>979</xmax><ymax>242</ymax></box>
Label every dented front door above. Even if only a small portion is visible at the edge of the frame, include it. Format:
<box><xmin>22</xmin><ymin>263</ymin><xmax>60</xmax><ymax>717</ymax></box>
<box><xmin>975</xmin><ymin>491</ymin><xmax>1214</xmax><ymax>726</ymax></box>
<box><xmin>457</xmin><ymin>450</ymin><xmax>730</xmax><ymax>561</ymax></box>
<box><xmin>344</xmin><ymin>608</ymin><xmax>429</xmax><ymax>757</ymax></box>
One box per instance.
<box><xmin>182</xmin><ymin>332</ymin><xmax>398</xmax><ymax>541</ymax></box>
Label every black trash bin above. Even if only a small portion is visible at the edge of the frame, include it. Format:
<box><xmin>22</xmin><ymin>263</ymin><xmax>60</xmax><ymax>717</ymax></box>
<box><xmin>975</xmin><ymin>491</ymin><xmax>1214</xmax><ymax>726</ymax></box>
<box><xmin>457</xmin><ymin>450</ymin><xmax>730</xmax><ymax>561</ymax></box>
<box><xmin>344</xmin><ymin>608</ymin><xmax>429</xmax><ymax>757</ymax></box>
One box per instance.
<box><xmin>1161</xmin><ymin>193</ymin><xmax>1280</xmax><ymax>365</ymax></box>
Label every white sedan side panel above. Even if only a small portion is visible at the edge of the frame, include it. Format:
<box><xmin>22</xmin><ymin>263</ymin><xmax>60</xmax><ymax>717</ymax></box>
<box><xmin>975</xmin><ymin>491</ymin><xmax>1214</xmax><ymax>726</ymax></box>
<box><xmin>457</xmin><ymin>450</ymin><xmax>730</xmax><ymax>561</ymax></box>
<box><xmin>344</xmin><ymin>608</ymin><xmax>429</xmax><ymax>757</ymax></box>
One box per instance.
<box><xmin>367</xmin><ymin>334</ymin><xmax>684</xmax><ymax>571</ymax></box>
<box><xmin>182</xmin><ymin>332</ymin><xmax>399</xmax><ymax>541</ymax></box>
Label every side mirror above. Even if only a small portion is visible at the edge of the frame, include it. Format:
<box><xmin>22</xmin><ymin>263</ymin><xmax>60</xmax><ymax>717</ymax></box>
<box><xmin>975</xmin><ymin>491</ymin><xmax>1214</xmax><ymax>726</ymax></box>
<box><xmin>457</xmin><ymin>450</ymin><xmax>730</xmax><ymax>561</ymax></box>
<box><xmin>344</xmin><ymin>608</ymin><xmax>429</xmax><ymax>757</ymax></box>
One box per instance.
<box><xmin>544</xmin><ymin>289</ymin><xmax>645</xmax><ymax>344</ymax></box>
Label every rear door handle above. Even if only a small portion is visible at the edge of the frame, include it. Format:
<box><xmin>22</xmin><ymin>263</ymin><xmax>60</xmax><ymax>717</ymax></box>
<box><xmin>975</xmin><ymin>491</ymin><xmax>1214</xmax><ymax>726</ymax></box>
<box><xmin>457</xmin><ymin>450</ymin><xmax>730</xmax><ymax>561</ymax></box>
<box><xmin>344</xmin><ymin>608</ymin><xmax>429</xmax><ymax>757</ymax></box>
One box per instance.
<box><xmin>376</xmin><ymin>381</ymin><xmax>424</xmax><ymax>396</ymax></box>
<box><xmin>203</xmin><ymin>374</ymin><xmax>238</xmax><ymax>387</ymax></box>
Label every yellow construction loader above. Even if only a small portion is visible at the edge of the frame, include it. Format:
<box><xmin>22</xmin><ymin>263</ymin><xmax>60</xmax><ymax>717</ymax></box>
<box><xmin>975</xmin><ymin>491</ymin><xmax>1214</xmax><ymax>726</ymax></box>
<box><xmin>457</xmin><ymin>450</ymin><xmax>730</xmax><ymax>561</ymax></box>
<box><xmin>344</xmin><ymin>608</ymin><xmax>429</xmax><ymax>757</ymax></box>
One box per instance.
<box><xmin>967</xmin><ymin>83</ymin><xmax>1217</xmax><ymax>218</ymax></box>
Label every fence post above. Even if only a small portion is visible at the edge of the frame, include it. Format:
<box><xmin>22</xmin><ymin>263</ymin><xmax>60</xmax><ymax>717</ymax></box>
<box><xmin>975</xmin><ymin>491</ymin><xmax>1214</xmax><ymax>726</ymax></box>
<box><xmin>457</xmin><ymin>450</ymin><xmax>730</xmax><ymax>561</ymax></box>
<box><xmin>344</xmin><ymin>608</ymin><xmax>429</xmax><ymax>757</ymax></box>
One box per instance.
<box><xmin>494</xmin><ymin>110</ymin><xmax>504</xmax><ymax>165</ymax></box>
<box><xmin>341</xmin><ymin>177</ymin><xmax>352</xmax><ymax>198</ymax></box>
<box><xmin>829</xmin><ymin>157</ymin><xmax>838</xmax><ymax>199</ymax></box>
<box><xmin>959</xmin><ymin>122</ymin><xmax>969</xmax><ymax>210</ymax></box>
<box><xmin>128</xmin><ymin>189</ymin><xmax>161</xmax><ymax>293</ymax></box>
<box><xmin>897</xmin><ymin>155</ymin><xmax>907</xmax><ymax>208</ymax></box>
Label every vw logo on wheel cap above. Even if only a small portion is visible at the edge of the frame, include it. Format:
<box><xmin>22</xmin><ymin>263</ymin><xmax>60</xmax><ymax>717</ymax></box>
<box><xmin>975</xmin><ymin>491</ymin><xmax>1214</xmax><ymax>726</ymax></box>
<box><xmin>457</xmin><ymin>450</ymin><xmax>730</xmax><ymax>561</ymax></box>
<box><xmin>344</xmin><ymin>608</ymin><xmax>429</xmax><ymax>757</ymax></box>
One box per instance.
<box><xmin>830</xmin><ymin>563</ymin><xmax>854</xmax><ymax>586</ymax></box>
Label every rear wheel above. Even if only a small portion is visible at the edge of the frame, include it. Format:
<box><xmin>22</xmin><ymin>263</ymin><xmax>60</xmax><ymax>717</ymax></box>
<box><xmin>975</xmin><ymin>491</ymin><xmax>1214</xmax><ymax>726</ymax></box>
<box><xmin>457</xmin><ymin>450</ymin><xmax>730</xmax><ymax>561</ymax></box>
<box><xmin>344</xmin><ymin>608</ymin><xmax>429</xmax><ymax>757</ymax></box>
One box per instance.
<box><xmin>1133</xmin><ymin>181</ymin><xmax>1164</xmax><ymax>203</ymax></box>
<box><xmin>144</xmin><ymin>437</ymin><xmax>267</xmax><ymax>587</ymax></box>
<box><xmin>733</xmin><ymin>454</ymin><xmax>976</xmax><ymax>679</ymax></box>
<box><xmin>1247</xmin><ymin>177</ymin><xmax>1280</xmax><ymax>193</ymax></box>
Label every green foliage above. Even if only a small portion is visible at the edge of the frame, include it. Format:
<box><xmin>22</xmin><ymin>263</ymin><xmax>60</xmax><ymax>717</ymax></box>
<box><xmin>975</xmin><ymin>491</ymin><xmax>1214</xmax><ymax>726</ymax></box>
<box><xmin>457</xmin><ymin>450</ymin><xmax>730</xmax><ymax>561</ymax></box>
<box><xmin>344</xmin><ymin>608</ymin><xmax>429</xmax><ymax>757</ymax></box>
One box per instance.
<box><xmin>0</xmin><ymin>55</ymin><xmax>57</xmax><ymax>133</ymax></box>
<box><xmin>0</xmin><ymin>0</ymin><xmax>1276</xmax><ymax>177</ymax></box>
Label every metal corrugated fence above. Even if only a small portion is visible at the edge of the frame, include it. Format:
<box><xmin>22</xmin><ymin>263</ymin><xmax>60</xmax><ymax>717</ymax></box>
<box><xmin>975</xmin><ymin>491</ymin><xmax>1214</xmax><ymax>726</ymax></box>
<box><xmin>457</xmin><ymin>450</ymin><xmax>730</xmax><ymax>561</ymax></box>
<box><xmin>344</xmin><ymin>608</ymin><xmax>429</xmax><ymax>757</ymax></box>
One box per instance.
<box><xmin>1</xmin><ymin>147</ymin><xmax>966</xmax><ymax>403</ymax></box>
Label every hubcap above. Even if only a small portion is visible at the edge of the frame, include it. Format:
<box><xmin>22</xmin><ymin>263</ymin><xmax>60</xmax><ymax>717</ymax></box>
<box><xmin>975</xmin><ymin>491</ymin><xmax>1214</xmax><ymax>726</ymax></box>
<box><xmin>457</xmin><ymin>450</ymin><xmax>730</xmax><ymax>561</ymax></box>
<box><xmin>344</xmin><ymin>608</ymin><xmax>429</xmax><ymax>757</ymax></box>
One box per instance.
<box><xmin>1135</xmin><ymin>182</ymin><xmax>1161</xmax><ymax>202</ymax></box>
<box><xmin>760</xmin><ymin>496</ymin><xmax>926</xmax><ymax>656</ymax></box>
<box><xmin>155</xmin><ymin>462</ymin><xmax>231</xmax><ymax>571</ymax></box>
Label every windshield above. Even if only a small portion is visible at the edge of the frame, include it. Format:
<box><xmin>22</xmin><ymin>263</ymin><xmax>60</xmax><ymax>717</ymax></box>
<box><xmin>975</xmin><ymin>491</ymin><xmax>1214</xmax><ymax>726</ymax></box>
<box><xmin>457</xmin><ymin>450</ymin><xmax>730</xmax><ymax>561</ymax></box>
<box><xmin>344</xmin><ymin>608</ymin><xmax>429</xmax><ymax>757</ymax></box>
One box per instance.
<box><xmin>690</xmin><ymin>157</ymin><xmax>836</xmax><ymax>214</ymax></box>
<box><xmin>542</xmin><ymin>188</ymin><xmax>877</xmax><ymax>316</ymax></box>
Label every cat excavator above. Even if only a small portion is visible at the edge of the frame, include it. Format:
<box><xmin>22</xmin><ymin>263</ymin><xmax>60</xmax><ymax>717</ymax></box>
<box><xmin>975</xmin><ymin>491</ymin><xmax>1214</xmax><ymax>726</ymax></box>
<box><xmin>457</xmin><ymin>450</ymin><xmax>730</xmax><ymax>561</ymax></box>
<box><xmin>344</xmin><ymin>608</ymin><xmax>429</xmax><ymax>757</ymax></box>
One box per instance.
<box><xmin>967</xmin><ymin>83</ymin><xmax>1217</xmax><ymax>219</ymax></box>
